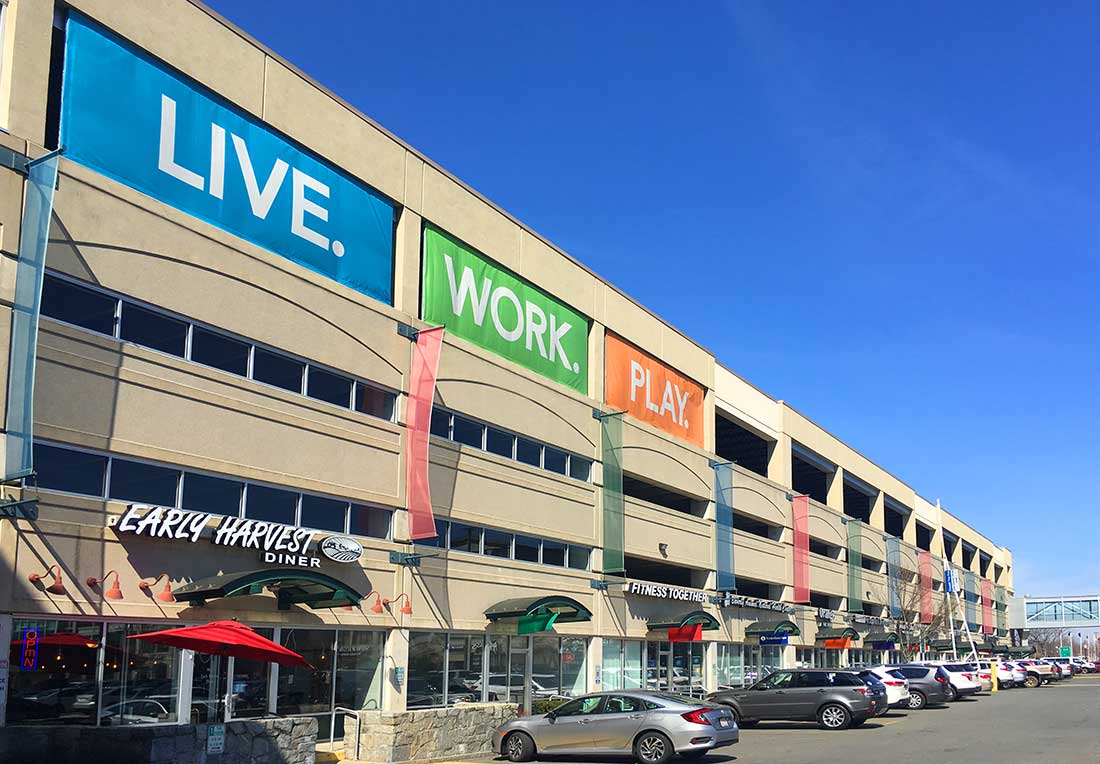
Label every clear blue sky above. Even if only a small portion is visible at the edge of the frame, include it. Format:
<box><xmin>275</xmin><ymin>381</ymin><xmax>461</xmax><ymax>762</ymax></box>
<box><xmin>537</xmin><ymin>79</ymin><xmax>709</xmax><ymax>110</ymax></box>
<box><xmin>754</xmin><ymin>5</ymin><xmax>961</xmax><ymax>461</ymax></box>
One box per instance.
<box><xmin>206</xmin><ymin>0</ymin><xmax>1099</xmax><ymax>596</ymax></box>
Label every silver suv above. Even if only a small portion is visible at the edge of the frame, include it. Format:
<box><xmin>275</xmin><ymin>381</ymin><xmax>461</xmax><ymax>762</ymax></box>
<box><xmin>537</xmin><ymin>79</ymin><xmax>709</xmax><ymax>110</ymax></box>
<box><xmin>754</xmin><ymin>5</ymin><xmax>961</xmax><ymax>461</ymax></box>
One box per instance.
<box><xmin>708</xmin><ymin>669</ymin><xmax>876</xmax><ymax>730</ymax></box>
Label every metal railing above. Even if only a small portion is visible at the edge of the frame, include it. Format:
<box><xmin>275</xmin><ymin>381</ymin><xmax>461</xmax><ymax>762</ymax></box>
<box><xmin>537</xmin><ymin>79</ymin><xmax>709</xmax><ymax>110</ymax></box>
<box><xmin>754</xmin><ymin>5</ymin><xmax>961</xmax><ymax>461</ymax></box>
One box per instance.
<box><xmin>334</xmin><ymin>707</ymin><xmax>362</xmax><ymax>761</ymax></box>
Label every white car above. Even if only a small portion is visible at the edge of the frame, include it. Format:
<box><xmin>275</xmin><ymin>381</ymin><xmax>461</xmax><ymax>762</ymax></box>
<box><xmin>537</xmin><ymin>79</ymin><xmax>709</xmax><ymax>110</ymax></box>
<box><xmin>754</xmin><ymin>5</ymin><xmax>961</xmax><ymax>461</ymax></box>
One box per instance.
<box><xmin>858</xmin><ymin>666</ymin><xmax>911</xmax><ymax>708</ymax></box>
<box><xmin>1071</xmin><ymin>657</ymin><xmax>1094</xmax><ymax>674</ymax></box>
<box><xmin>919</xmin><ymin>662</ymin><xmax>981</xmax><ymax>701</ymax></box>
<box><xmin>979</xmin><ymin>661</ymin><xmax>1021</xmax><ymax>688</ymax></box>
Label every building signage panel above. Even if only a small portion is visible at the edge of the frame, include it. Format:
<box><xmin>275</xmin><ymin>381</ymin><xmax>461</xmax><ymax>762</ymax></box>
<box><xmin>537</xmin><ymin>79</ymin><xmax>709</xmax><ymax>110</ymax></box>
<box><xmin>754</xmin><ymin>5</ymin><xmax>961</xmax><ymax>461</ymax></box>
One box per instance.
<box><xmin>623</xmin><ymin>581</ymin><xmax>708</xmax><ymax>603</ymax></box>
<box><xmin>716</xmin><ymin>592</ymin><xmax>796</xmax><ymax>613</ymax></box>
<box><xmin>60</xmin><ymin>14</ymin><xmax>396</xmax><ymax>305</ymax></box>
<box><xmin>108</xmin><ymin>504</ymin><xmax>360</xmax><ymax>568</ymax></box>
<box><xmin>604</xmin><ymin>333</ymin><xmax>704</xmax><ymax>447</ymax></box>
<box><xmin>422</xmin><ymin>225</ymin><xmax>589</xmax><ymax>393</ymax></box>
<box><xmin>759</xmin><ymin>634</ymin><xmax>788</xmax><ymax>646</ymax></box>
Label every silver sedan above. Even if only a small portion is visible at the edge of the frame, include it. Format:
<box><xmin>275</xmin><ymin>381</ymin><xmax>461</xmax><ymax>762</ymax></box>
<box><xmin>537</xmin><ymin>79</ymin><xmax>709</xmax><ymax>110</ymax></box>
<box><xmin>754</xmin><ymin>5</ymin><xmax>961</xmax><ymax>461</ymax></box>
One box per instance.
<box><xmin>493</xmin><ymin>691</ymin><xmax>738</xmax><ymax>764</ymax></box>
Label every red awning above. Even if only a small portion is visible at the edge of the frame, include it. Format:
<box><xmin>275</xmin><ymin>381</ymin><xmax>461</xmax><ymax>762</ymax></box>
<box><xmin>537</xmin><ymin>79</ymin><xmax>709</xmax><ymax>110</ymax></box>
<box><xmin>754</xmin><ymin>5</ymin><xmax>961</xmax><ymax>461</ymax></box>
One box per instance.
<box><xmin>128</xmin><ymin>620</ymin><xmax>312</xmax><ymax>668</ymax></box>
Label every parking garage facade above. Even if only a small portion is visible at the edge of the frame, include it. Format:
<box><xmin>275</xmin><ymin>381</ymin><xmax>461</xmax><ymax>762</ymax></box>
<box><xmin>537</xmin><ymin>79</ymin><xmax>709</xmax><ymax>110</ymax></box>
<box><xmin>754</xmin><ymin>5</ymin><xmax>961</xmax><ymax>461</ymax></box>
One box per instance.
<box><xmin>0</xmin><ymin>0</ymin><xmax>1013</xmax><ymax>751</ymax></box>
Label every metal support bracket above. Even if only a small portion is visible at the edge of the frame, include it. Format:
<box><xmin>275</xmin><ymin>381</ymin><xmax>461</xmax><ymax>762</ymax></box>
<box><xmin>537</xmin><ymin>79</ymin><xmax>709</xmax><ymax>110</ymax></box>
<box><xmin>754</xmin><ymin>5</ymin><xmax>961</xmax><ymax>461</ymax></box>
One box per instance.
<box><xmin>0</xmin><ymin>498</ymin><xmax>37</xmax><ymax>520</ymax></box>
<box><xmin>389</xmin><ymin>550</ymin><xmax>439</xmax><ymax>567</ymax></box>
<box><xmin>589</xmin><ymin>579</ymin><xmax>609</xmax><ymax>591</ymax></box>
<box><xmin>396</xmin><ymin>322</ymin><xmax>420</xmax><ymax>341</ymax></box>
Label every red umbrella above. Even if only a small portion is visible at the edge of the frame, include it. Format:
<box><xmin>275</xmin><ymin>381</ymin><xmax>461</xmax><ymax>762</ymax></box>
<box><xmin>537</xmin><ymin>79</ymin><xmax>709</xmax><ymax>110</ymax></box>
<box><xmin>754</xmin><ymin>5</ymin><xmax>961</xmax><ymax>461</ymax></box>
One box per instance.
<box><xmin>128</xmin><ymin>620</ymin><xmax>313</xmax><ymax>668</ymax></box>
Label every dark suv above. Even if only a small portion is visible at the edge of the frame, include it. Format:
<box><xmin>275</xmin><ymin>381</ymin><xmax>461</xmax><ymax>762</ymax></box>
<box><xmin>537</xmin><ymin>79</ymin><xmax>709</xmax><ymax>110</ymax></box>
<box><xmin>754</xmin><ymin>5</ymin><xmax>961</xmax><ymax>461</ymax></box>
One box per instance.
<box><xmin>707</xmin><ymin>670</ymin><xmax>875</xmax><ymax>730</ymax></box>
<box><xmin>884</xmin><ymin>664</ymin><xmax>951</xmax><ymax>709</ymax></box>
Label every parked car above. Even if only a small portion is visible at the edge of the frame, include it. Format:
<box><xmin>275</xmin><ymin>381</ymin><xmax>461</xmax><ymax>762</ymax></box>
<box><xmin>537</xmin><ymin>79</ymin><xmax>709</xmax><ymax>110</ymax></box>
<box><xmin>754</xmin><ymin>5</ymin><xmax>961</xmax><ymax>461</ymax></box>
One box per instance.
<box><xmin>857</xmin><ymin>667</ymin><xmax>911</xmax><ymax>708</ymax></box>
<box><xmin>1043</xmin><ymin>657</ymin><xmax>1079</xmax><ymax>677</ymax></box>
<box><xmin>919</xmin><ymin>662</ymin><xmax>981</xmax><ymax>701</ymax></box>
<box><xmin>99</xmin><ymin>699</ymin><xmax>171</xmax><ymax>725</ymax></box>
<box><xmin>856</xmin><ymin>673</ymin><xmax>890</xmax><ymax>717</ymax></box>
<box><xmin>493</xmin><ymin>691</ymin><xmax>737</xmax><ymax>764</ymax></box>
<box><xmin>885</xmin><ymin>665</ymin><xmax>950</xmax><ymax>709</ymax></box>
<box><xmin>708</xmin><ymin>669</ymin><xmax>875</xmax><ymax>730</ymax></box>
<box><xmin>978</xmin><ymin>661</ymin><xmax>1019</xmax><ymax>688</ymax></box>
<box><xmin>1071</xmin><ymin>657</ymin><xmax>1094</xmax><ymax>674</ymax></box>
<box><xmin>1016</xmin><ymin>659</ymin><xmax>1056</xmax><ymax>685</ymax></box>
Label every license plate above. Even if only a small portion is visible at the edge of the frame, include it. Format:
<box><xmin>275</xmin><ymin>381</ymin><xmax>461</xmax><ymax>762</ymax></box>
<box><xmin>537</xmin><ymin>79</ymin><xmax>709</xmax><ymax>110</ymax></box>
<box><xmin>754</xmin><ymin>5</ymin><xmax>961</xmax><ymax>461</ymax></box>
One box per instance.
<box><xmin>718</xmin><ymin>718</ymin><xmax>730</xmax><ymax>728</ymax></box>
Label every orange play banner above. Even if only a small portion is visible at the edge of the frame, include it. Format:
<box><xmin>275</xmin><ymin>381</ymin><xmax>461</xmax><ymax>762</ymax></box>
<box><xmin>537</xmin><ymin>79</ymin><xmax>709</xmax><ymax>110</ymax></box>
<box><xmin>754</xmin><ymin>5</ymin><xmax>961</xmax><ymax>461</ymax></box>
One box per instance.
<box><xmin>605</xmin><ymin>333</ymin><xmax>704</xmax><ymax>448</ymax></box>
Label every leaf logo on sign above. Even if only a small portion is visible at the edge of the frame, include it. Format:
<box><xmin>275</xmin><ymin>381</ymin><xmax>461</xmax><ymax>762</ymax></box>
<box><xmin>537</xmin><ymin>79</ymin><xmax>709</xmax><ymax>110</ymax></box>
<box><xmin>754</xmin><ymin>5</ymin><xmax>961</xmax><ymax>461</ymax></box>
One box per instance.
<box><xmin>320</xmin><ymin>536</ymin><xmax>363</xmax><ymax>564</ymax></box>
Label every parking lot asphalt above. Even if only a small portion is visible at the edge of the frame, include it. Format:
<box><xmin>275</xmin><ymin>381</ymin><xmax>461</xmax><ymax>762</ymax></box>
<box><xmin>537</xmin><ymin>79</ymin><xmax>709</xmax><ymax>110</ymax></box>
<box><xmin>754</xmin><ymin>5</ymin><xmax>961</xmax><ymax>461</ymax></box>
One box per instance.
<box><xmin>453</xmin><ymin>676</ymin><xmax>1100</xmax><ymax>764</ymax></box>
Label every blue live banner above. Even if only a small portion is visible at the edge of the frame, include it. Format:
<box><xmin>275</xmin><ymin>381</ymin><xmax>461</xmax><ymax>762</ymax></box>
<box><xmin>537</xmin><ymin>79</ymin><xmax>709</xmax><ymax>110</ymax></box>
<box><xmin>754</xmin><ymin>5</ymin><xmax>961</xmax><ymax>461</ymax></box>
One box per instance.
<box><xmin>60</xmin><ymin>14</ymin><xmax>395</xmax><ymax>305</ymax></box>
<box><xmin>759</xmin><ymin>634</ymin><xmax>788</xmax><ymax>646</ymax></box>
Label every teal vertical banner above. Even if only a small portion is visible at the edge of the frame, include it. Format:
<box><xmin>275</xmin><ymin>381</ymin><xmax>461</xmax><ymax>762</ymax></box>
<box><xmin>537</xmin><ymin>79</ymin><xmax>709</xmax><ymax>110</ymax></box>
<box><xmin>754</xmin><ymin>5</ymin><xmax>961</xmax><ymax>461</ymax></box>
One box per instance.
<box><xmin>886</xmin><ymin>536</ymin><xmax>902</xmax><ymax>618</ymax></box>
<box><xmin>847</xmin><ymin>520</ymin><xmax>863</xmax><ymax>613</ymax></box>
<box><xmin>713</xmin><ymin>461</ymin><xmax>735</xmax><ymax>592</ymax></box>
<box><xmin>965</xmin><ymin>571</ymin><xmax>977</xmax><ymax>626</ymax></box>
<box><xmin>5</xmin><ymin>152</ymin><xmax>61</xmax><ymax>478</ymax></box>
<box><xmin>61</xmin><ymin>14</ymin><xmax>395</xmax><ymax>304</ymax></box>
<box><xmin>601</xmin><ymin>413</ymin><xmax>625</xmax><ymax>575</ymax></box>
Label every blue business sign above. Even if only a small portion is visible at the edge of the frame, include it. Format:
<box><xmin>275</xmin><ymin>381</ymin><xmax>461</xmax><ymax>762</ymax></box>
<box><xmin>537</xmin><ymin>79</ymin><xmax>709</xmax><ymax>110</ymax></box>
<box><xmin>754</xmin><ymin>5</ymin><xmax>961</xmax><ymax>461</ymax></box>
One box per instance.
<box><xmin>60</xmin><ymin>14</ymin><xmax>395</xmax><ymax>305</ymax></box>
<box><xmin>759</xmin><ymin>634</ymin><xmax>788</xmax><ymax>646</ymax></box>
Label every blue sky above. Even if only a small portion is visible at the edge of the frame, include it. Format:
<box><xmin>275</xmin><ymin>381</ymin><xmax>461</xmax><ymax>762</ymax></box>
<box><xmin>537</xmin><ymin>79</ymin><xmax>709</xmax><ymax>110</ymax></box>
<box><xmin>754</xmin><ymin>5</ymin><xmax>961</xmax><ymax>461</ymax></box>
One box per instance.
<box><xmin>206</xmin><ymin>0</ymin><xmax>1100</xmax><ymax>596</ymax></box>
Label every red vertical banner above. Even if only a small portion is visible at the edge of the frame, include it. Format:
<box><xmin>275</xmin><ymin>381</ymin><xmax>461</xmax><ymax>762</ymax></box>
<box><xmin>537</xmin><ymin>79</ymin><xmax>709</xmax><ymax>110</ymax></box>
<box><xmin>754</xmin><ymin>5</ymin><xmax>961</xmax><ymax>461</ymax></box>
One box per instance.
<box><xmin>792</xmin><ymin>495</ymin><xmax>810</xmax><ymax>603</ymax></box>
<box><xmin>406</xmin><ymin>327</ymin><xmax>445</xmax><ymax>540</ymax></box>
<box><xmin>919</xmin><ymin>551</ymin><xmax>933</xmax><ymax>624</ymax></box>
<box><xmin>981</xmin><ymin>578</ymin><xmax>994</xmax><ymax>635</ymax></box>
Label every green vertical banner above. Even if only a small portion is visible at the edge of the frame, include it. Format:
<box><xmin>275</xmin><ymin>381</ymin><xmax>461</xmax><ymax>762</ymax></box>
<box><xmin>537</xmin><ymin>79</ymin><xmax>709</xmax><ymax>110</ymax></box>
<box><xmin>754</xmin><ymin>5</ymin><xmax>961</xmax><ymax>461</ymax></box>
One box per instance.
<box><xmin>713</xmin><ymin>461</ymin><xmax>735</xmax><ymax>592</ymax></box>
<box><xmin>995</xmin><ymin>585</ymin><xmax>1006</xmax><ymax>632</ymax></box>
<box><xmin>847</xmin><ymin>520</ymin><xmax>863</xmax><ymax>613</ymax></box>
<box><xmin>965</xmin><ymin>571</ymin><xmax>977</xmax><ymax>627</ymax></box>
<box><xmin>601</xmin><ymin>412</ymin><xmax>625</xmax><ymax>575</ymax></box>
<box><xmin>5</xmin><ymin>152</ymin><xmax>61</xmax><ymax>479</ymax></box>
<box><xmin>886</xmin><ymin>536</ymin><xmax>902</xmax><ymax>619</ymax></box>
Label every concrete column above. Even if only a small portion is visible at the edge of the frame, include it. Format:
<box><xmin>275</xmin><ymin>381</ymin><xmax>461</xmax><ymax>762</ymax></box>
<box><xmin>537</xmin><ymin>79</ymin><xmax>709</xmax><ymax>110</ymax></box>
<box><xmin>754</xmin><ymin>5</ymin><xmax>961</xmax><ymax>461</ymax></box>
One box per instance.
<box><xmin>902</xmin><ymin>511</ymin><xmax>917</xmax><ymax>546</ymax></box>
<box><xmin>704</xmin><ymin>641</ymin><xmax>718</xmax><ymax>693</ymax></box>
<box><xmin>589</xmin><ymin>322</ymin><xmax>606</xmax><ymax>404</ymax></box>
<box><xmin>869</xmin><ymin>491</ymin><xmax>885</xmax><ymax>530</ymax></box>
<box><xmin>768</xmin><ymin>433</ymin><xmax>792</xmax><ymax>487</ymax></box>
<box><xmin>2</xmin><ymin>0</ymin><xmax>54</xmax><ymax>148</ymax></box>
<box><xmin>587</xmin><ymin>634</ymin><xmax>603</xmax><ymax>693</ymax></box>
<box><xmin>382</xmin><ymin>628</ymin><xmax>409</xmax><ymax>712</ymax></box>
<box><xmin>826</xmin><ymin>466</ymin><xmax>844</xmax><ymax>512</ymax></box>
<box><xmin>703</xmin><ymin>388</ymin><xmax>716</xmax><ymax>453</ymax></box>
<box><xmin>393</xmin><ymin>208</ymin><xmax>422</xmax><ymax>318</ymax></box>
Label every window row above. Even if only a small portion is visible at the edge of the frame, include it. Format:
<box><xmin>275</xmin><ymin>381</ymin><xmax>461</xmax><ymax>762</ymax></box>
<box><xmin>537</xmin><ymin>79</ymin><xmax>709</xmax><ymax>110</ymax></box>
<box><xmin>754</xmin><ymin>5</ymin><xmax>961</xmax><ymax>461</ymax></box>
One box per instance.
<box><xmin>6</xmin><ymin>618</ymin><xmax>384</xmax><ymax>736</ymax></box>
<box><xmin>407</xmin><ymin>632</ymin><xmax>588</xmax><ymax>709</ymax></box>
<box><xmin>32</xmin><ymin>442</ymin><xmax>390</xmax><ymax>539</ymax></box>
<box><xmin>41</xmin><ymin>274</ymin><xmax>397</xmax><ymax>420</ymax></box>
<box><xmin>429</xmin><ymin>407</ymin><xmax>592</xmax><ymax>482</ymax></box>
<box><xmin>415</xmin><ymin>518</ymin><xmax>590</xmax><ymax>571</ymax></box>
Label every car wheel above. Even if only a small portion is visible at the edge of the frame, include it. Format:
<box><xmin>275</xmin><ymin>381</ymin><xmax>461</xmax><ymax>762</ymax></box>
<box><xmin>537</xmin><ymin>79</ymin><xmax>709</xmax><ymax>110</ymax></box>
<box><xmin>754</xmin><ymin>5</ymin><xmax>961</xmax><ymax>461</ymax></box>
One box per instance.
<box><xmin>504</xmin><ymin>732</ymin><xmax>535</xmax><ymax>763</ymax></box>
<box><xmin>944</xmin><ymin>684</ymin><xmax>958</xmax><ymax>702</ymax></box>
<box><xmin>907</xmin><ymin>691</ymin><xmax>926</xmax><ymax>710</ymax></box>
<box><xmin>634</xmin><ymin>731</ymin><xmax>674</xmax><ymax>764</ymax></box>
<box><xmin>817</xmin><ymin>704</ymin><xmax>852</xmax><ymax>731</ymax></box>
<box><xmin>1024</xmin><ymin>674</ymin><xmax>1040</xmax><ymax>689</ymax></box>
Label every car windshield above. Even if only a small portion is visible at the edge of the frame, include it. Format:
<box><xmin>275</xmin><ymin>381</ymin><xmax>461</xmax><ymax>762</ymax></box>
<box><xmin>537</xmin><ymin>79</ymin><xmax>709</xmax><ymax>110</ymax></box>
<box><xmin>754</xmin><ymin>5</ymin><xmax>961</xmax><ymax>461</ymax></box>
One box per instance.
<box><xmin>944</xmin><ymin>664</ymin><xmax>971</xmax><ymax>672</ymax></box>
<box><xmin>648</xmin><ymin>693</ymin><xmax>705</xmax><ymax>707</ymax></box>
<box><xmin>887</xmin><ymin>669</ymin><xmax>907</xmax><ymax>680</ymax></box>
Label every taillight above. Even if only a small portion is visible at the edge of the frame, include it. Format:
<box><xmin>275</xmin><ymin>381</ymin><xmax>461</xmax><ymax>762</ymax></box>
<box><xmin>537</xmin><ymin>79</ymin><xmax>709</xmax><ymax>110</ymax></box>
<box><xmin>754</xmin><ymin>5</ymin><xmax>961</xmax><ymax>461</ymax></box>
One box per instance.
<box><xmin>853</xmin><ymin>688</ymin><xmax>867</xmax><ymax>695</ymax></box>
<box><xmin>681</xmin><ymin>710</ymin><xmax>712</xmax><ymax>726</ymax></box>
<box><xmin>935</xmin><ymin>675</ymin><xmax>947</xmax><ymax>683</ymax></box>
<box><xmin>884</xmin><ymin>680</ymin><xmax>904</xmax><ymax>686</ymax></box>
<box><xmin>980</xmin><ymin>673</ymin><xmax>990</xmax><ymax>680</ymax></box>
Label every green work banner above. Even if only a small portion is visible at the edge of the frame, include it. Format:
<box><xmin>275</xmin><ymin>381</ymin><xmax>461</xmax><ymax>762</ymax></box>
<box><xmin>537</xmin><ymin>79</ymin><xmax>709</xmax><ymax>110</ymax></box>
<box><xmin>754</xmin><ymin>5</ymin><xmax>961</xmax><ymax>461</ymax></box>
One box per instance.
<box><xmin>422</xmin><ymin>225</ymin><xmax>589</xmax><ymax>394</ymax></box>
<box><xmin>601</xmin><ymin>412</ymin><xmax>625</xmax><ymax>575</ymax></box>
<box><xmin>847</xmin><ymin>520</ymin><xmax>863</xmax><ymax>613</ymax></box>
<box><xmin>517</xmin><ymin>612</ymin><xmax>559</xmax><ymax>634</ymax></box>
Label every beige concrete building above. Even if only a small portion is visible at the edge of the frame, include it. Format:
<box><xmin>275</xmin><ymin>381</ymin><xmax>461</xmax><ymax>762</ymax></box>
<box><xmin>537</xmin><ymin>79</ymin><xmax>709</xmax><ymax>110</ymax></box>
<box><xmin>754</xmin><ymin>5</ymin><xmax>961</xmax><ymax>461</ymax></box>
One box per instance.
<box><xmin>0</xmin><ymin>0</ymin><xmax>1012</xmax><ymax>754</ymax></box>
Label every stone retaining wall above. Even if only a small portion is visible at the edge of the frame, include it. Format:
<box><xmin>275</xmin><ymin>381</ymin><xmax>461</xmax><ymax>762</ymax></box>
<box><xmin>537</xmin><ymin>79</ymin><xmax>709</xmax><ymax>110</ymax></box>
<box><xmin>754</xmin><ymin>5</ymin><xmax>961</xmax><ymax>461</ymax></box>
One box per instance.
<box><xmin>0</xmin><ymin>716</ymin><xmax>317</xmax><ymax>764</ymax></box>
<box><xmin>355</xmin><ymin>702</ymin><xmax>518</xmax><ymax>764</ymax></box>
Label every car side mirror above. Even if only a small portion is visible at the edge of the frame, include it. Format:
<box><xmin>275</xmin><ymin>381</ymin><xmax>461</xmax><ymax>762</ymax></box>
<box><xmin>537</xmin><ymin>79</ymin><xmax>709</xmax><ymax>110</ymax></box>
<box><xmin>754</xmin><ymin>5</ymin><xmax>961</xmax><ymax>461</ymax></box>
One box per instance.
<box><xmin>546</xmin><ymin>711</ymin><xmax>557</xmax><ymax>721</ymax></box>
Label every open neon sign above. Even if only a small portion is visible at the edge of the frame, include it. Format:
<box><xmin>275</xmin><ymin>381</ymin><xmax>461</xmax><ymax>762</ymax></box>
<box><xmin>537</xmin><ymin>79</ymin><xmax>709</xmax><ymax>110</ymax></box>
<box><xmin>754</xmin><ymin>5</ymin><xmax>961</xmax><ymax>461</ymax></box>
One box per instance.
<box><xmin>20</xmin><ymin>627</ymin><xmax>39</xmax><ymax>671</ymax></box>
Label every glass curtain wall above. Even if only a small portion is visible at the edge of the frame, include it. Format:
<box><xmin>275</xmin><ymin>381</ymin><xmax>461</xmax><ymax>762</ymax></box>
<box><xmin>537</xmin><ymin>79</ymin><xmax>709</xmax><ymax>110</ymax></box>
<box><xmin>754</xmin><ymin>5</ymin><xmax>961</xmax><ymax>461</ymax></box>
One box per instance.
<box><xmin>7</xmin><ymin>619</ymin><xmax>104</xmax><ymax>725</ymax></box>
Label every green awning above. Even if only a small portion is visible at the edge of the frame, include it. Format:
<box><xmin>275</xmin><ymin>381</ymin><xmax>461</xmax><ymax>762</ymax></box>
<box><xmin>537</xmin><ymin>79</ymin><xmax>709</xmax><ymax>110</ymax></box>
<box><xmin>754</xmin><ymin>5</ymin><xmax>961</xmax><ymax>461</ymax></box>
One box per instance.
<box><xmin>1008</xmin><ymin>646</ymin><xmax>1035</xmax><ymax>657</ymax></box>
<box><xmin>744</xmin><ymin>620</ymin><xmax>800</xmax><ymax>637</ymax></box>
<box><xmin>485</xmin><ymin>595</ymin><xmax>592</xmax><ymax>624</ymax></box>
<box><xmin>647</xmin><ymin>610</ymin><xmax>721</xmax><ymax>632</ymax></box>
<box><xmin>863</xmin><ymin>631</ymin><xmax>900</xmax><ymax>643</ymax></box>
<box><xmin>929</xmin><ymin>639</ymin><xmax>956</xmax><ymax>650</ymax></box>
<box><xmin>816</xmin><ymin>627</ymin><xmax>860</xmax><ymax>641</ymax></box>
<box><xmin>172</xmin><ymin>569</ymin><xmax>363</xmax><ymax>610</ymax></box>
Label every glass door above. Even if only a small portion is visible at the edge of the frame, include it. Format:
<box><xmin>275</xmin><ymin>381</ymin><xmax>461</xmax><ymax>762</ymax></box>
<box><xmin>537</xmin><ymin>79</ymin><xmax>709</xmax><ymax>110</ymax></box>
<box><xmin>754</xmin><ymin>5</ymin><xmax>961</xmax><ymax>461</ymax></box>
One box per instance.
<box><xmin>671</xmin><ymin>642</ymin><xmax>706</xmax><ymax>697</ymax></box>
<box><xmin>645</xmin><ymin>641</ymin><xmax>672</xmax><ymax>692</ymax></box>
<box><xmin>508</xmin><ymin>637</ymin><xmax>532</xmax><ymax>714</ymax></box>
<box><xmin>190</xmin><ymin>653</ymin><xmax>228</xmax><ymax>723</ymax></box>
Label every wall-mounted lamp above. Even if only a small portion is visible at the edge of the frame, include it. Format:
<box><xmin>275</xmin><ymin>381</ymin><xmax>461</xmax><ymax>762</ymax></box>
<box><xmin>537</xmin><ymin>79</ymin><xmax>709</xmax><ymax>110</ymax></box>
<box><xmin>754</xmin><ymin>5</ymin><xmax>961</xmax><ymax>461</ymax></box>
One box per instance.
<box><xmin>658</xmin><ymin>543</ymin><xmax>669</xmax><ymax>558</ymax></box>
<box><xmin>87</xmin><ymin>570</ymin><xmax>123</xmax><ymax>600</ymax></box>
<box><xmin>28</xmin><ymin>564</ymin><xmax>65</xmax><ymax>595</ymax></box>
<box><xmin>364</xmin><ymin>591</ymin><xmax>384</xmax><ymax>614</ymax></box>
<box><xmin>138</xmin><ymin>573</ymin><xmax>174</xmax><ymax>603</ymax></box>
<box><xmin>384</xmin><ymin>592</ymin><xmax>413</xmax><ymax>616</ymax></box>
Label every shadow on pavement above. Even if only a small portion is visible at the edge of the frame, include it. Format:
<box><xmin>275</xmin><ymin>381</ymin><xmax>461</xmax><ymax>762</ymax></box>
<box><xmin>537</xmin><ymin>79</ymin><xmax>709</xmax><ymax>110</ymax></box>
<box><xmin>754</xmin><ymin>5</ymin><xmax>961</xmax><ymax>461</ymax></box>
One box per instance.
<box><xmin>524</xmin><ymin>757</ymin><xmax>737</xmax><ymax>764</ymax></box>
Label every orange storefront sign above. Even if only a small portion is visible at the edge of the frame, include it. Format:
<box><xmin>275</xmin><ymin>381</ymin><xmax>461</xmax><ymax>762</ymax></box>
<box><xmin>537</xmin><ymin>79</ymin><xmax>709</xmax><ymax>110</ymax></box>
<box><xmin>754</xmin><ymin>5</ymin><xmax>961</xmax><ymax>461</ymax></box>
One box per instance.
<box><xmin>605</xmin><ymin>333</ymin><xmax>705</xmax><ymax>448</ymax></box>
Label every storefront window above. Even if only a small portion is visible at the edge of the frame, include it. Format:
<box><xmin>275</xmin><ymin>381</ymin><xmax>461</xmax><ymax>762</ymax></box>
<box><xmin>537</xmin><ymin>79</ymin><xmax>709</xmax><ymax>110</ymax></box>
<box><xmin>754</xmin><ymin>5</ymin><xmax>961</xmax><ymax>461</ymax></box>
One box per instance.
<box><xmin>623</xmin><ymin>640</ymin><xmax>643</xmax><ymax>688</ymax></box>
<box><xmin>445</xmin><ymin>635</ymin><xmax>482</xmax><ymax>703</ymax></box>
<box><xmin>561</xmin><ymin>638</ymin><xmax>586</xmax><ymax>696</ymax></box>
<box><xmin>716</xmin><ymin>643</ymin><xmax>744</xmax><ymax>689</ymax></box>
<box><xmin>602</xmin><ymin>639</ymin><xmax>622</xmax><ymax>691</ymax></box>
<box><xmin>532</xmin><ymin>637</ymin><xmax>562</xmax><ymax>698</ymax></box>
<box><xmin>407</xmin><ymin>632</ymin><xmax>447</xmax><ymax>708</ymax></box>
<box><xmin>335</xmin><ymin>630</ymin><xmax>384</xmax><ymax>712</ymax></box>
<box><xmin>7</xmin><ymin>619</ymin><xmax>102</xmax><ymax>725</ymax></box>
<box><xmin>277</xmin><ymin>629</ymin><xmax>335</xmax><ymax>716</ymax></box>
<box><xmin>102</xmin><ymin>623</ymin><xmax>182</xmax><ymax>725</ymax></box>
